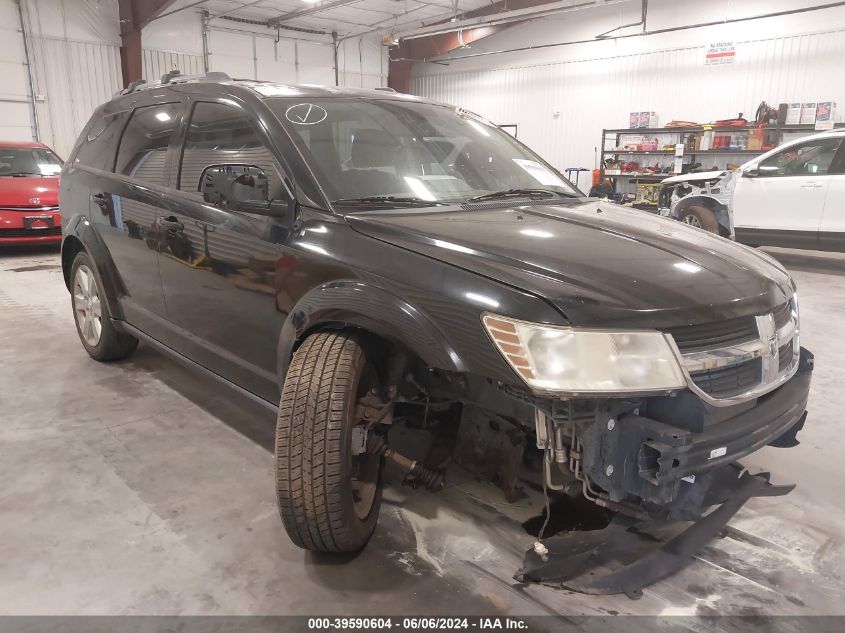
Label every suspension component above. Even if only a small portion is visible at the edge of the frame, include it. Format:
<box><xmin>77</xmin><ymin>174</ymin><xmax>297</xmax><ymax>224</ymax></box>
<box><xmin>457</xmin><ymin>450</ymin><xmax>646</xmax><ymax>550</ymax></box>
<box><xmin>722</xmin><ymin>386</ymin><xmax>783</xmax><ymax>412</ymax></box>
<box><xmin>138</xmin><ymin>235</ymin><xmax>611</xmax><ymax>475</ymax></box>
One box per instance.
<box><xmin>369</xmin><ymin>437</ymin><xmax>446</xmax><ymax>492</ymax></box>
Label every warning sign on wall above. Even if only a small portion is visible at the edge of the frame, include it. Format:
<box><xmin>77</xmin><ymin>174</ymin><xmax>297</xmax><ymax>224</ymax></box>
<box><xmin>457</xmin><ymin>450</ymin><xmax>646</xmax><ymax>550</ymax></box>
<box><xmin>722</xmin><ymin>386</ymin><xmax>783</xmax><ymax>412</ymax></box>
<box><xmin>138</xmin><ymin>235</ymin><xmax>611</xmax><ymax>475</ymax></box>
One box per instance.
<box><xmin>705</xmin><ymin>42</ymin><xmax>736</xmax><ymax>65</ymax></box>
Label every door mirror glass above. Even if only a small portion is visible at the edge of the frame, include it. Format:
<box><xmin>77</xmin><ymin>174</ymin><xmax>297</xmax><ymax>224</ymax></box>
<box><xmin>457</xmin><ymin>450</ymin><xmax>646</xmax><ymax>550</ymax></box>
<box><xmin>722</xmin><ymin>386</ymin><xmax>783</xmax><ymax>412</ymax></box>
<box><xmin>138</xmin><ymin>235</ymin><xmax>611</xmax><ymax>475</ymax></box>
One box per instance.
<box><xmin>200</xmin><ymin>164</ymin><xmax>275</xmax><ymax>213</ymax></box>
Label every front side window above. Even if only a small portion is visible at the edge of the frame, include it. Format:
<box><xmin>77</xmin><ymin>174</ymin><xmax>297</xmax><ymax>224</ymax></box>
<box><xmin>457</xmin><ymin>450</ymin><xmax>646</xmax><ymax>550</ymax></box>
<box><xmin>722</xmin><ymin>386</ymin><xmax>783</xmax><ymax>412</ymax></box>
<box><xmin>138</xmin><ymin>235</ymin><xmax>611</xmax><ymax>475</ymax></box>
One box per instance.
<box><xmin>757</xmin><ymin>138</ymin><xmax>842</xmax><ymax>177</ymax></box>
<box><xmin>0</xmin><ymin>147</ymin><xmax>62</xmax><ymax>176</ymax></box>
<box><xmin>266</xmin><ymin>97</ymin><xmax>578</xmax><ymax>209</ymax></box>
<box><xmin>114</xmin><ymin>103</ymin><xmax>181</xmax><ymax>185</ymax></box>
<box><xmin>178</xmin><ymin>101</ymin><xmax>284</xmax><ymax>201</ymax></box>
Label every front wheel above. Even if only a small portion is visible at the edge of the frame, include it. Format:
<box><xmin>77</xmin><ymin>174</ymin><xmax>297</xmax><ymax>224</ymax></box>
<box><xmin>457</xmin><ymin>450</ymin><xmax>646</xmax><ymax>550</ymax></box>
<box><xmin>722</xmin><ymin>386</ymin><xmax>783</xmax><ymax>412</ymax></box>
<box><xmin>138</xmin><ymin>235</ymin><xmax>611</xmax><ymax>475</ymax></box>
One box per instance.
<box><xmin>275</xmin><ymin>331</ymin><xmax>383</xmax><ymax>552</ymax></box>
<box><xmin>70</xmin><ymin>251</ymin><xmax>138</xmax><ymax>361</ymax></box>
<box><xmin>679</xmin><ymin>205</ymin><xmax>719</xmax><ymax>233</ymax></box>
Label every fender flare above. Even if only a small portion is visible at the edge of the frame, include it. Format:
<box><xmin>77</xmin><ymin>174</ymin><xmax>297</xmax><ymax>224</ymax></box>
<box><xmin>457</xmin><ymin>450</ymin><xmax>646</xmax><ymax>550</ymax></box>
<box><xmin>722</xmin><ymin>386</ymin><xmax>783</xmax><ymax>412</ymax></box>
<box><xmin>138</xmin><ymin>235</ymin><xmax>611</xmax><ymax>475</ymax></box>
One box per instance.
<box><xmin>276</xmin><ymin>281</ymin><xmax>467</xmax><ymax>380</ymax></box>
<box><xmin>61</xmin><ymin>215</ymin><xmax>127</xmax><ymax>320</ymax></box>
<box><xmin>673</xmin><ymin>195</ymin><xmax>728</xmax><ymax>215</ymax></box>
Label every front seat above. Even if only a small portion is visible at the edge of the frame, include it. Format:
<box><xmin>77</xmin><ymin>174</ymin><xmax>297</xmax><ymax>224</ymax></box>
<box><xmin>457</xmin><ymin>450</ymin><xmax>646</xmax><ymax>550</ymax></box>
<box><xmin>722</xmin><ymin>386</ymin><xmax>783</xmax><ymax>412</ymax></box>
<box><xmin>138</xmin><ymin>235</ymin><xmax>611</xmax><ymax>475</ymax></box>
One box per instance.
<box><xmin>342</xmin><ymin>130</ymin><xmax>402</xmax><ymax>197</ymax></box>
<box><xmin>11</xmin><ymin>154</ymin><xmax>40</xmax><ymax>175</ymax></box>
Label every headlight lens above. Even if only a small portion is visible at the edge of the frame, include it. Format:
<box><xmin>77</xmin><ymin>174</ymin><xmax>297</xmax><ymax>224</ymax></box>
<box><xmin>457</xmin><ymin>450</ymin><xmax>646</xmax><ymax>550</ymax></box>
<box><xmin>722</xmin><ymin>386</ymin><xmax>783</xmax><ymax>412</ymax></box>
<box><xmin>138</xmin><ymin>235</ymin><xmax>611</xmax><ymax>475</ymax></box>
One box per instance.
<box><xmin>482</xmin><ymin>314</ymin><xmax>686</xmax><ymax>394</ymax></box>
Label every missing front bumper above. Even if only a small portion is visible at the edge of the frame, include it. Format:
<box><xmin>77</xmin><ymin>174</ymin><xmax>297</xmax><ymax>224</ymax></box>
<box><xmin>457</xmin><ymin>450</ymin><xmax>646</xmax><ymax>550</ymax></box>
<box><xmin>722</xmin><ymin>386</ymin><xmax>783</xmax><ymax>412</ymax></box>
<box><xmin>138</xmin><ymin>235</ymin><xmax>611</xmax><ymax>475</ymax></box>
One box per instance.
<box><xmin>579</xmin><ymin>347</ymin><xmax>813</xmax><ymax>507</ymax></box>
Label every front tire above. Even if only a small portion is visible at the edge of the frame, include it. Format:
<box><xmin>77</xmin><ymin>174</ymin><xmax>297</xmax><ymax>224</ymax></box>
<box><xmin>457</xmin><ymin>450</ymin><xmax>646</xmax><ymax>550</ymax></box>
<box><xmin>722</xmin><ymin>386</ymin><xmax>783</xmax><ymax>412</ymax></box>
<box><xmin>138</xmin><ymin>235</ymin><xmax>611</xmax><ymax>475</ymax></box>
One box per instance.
<box><xmin>680</xmin><ymin>205</ymin><xmax>719</xmax><ymax>233</ymax></box>
<box><xmin>70</xmin><ymin>251</ymin><xmax>138</xmax><ymax>361</ymax></box>
<box><xmin>275</xmin><ymin>331</ymin><xmax>383</xmax><ymax>552</ymax></box>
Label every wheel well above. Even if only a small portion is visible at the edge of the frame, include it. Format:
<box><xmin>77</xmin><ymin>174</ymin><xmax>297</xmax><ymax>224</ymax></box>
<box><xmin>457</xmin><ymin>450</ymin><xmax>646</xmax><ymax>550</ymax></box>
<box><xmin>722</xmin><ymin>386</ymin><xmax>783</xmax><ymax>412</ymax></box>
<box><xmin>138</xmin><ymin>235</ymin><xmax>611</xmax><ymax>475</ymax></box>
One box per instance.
<box><xmin>675</xmin><ymin>197</ymin><xmax>731</xmax><ymax>237</ymax></box>
<box><xmin>292</xmin><ymin>323</ymin><xmax>424</xmax><ymax>384</ymax></box>
<box><xmin>61</xmin><ymin>236</ymin><xmax>85</xmax><ymax>290</ymax></box>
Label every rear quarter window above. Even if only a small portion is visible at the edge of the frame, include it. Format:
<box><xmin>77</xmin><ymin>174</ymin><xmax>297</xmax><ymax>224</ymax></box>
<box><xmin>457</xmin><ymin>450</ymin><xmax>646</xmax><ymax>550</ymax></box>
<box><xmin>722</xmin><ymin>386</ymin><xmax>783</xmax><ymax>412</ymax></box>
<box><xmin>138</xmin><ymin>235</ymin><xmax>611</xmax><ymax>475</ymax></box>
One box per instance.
<box><xmin>74</xmin><ymin>111</ymin><xmax>130</xmax><ymax>171</ymax></box>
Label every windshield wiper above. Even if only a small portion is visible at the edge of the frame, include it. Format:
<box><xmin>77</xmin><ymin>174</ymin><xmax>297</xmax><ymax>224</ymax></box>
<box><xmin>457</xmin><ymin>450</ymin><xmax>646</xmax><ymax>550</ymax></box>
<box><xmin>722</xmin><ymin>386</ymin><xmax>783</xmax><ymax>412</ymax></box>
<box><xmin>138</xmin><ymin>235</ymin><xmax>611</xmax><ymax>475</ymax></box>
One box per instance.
<box><xmin>332</xmin><ymin>196</ymin><xmax>447</xmax><ymax>208</ymax></box>
<box><xmin>467</xmin><ymin>188</ymin><xmax>571</xmax><ymax>202</ymax></box>
<box><xmin>4</xmin><ymin>172</ymin><xmax>46</xmax><ymax>177</ymax></box>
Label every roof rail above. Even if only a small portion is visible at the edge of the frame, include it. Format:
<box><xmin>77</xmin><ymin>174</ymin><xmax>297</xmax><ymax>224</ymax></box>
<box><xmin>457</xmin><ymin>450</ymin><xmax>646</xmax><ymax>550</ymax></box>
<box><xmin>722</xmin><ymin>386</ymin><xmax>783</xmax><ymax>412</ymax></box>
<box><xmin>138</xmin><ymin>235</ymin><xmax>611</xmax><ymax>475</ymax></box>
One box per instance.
<box><xmin>117</xmin><ymin>71</ymin><xmax>234</xmax><ymax>96</ymax></box>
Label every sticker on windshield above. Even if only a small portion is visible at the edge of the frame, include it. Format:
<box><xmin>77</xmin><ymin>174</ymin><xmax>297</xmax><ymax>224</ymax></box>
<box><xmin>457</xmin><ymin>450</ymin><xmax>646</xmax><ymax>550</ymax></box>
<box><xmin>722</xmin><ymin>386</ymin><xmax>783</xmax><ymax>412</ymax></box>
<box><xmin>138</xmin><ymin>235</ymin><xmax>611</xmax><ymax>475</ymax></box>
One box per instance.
<box><xmin>512</xmin><ymin>159</ymin><xmax>566</xmax><ymax>187</ymax></box>
<box><xmin>285</xmin><ymin>103</ymin><xmax>328</xmax><ymax>125</ymax></box>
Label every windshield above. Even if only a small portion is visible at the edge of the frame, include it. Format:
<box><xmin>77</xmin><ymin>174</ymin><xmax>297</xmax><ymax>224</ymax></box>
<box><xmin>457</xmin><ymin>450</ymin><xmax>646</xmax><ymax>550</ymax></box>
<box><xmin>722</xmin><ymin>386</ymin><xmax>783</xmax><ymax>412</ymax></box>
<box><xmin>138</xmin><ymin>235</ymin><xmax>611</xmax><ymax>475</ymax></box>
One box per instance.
<box><xmin>267</xmin><ymin>97</ymin><xmax>579</xmax><ymax>209</ymax></box>
<box><xmin>0</xmin><ymin>147</ymin><xmax>62</xmax><ymax>176</ymax></box>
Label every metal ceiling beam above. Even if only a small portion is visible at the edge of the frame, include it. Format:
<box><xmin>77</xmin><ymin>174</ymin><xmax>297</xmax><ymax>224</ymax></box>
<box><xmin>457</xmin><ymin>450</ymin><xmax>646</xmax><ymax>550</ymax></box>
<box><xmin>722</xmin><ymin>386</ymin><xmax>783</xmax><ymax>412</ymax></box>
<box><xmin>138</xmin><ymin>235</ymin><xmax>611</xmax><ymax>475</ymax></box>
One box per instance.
<box><xmin>268</xmin><ymin>0</ymin><xmax>364</xmax><ymax>27</ymax></box>
<box><xmin>118</xmin><ymin>0</ymin><xmax>181</xmax><ymax>87</ymax></box>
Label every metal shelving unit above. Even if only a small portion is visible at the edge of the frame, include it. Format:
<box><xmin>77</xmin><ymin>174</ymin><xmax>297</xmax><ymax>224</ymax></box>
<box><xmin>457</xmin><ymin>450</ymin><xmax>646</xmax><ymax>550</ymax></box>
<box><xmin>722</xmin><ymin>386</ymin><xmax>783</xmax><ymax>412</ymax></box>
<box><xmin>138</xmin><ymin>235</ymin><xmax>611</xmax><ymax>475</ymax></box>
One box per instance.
<box><xmin>597</xmin><ymin>123</ymin><xmax>844</xmax><ymax>207</ymax></box>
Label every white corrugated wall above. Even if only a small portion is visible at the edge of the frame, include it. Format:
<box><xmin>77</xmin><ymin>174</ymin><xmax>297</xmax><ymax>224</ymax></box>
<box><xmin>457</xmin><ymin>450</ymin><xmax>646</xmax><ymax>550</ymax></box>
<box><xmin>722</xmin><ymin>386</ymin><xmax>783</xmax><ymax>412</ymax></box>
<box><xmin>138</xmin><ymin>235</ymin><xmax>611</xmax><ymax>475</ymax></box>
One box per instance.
<box><xmin>142</xmin><ymin>49</ymin><xmax>204</xmax><ymax>84</ymax></box>
<box><xmin>0</xmin><ymin>0</ymin><xmax>35</xmax><ymax>141</ymax></box>
<box><xmin>412</xmin><ymin>29</ymin><xmax>845</xmax><ymax>176</ymax></box>
<box><xmin>26</xmin><ymin>35</ymin><xmax>122</xmax><ymax>158</ymax></box>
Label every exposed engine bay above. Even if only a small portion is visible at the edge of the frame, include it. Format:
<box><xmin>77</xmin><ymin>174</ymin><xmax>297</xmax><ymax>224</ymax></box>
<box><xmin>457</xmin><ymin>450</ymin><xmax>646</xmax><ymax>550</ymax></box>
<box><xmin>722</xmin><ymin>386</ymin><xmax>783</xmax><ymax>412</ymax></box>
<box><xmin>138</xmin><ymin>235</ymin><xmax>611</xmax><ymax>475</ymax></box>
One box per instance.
<box><xmin>364</xmin><ymin>346</ymin><xmax>813</xmax><ymax>596</ymax></box>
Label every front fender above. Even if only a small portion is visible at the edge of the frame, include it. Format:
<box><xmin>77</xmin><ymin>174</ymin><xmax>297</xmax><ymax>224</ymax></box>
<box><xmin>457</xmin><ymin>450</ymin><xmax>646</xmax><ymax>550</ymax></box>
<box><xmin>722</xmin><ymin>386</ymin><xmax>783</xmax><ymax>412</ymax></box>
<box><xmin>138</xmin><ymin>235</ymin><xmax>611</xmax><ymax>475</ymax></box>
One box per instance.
<box><xmin>276</xmin><ymin>280</ymin><xmax>466</xmax><ymax>380</ymax></box>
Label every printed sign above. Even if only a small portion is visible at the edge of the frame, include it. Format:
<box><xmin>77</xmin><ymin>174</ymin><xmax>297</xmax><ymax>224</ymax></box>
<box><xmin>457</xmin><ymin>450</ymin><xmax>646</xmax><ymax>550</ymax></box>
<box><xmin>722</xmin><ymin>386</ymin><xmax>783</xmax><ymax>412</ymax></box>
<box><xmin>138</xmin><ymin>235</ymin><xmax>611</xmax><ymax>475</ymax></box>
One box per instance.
<box><xmin>705</xmin><ymin>42</ymin><xmax>736</xmax><ymax>65</ymax></box>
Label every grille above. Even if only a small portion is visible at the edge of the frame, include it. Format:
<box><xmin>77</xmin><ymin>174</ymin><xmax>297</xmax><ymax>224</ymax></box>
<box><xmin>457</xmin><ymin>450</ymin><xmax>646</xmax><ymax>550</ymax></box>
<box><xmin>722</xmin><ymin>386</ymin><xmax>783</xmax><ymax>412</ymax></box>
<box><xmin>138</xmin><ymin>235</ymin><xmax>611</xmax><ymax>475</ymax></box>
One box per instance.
<box><xmin>664</xmin><ymin>314</ymin><xmax>758</xmax><ymax>352</ymax></box>
<box><xmin>0</xmin><ymin>227</ymin><xmax>62</xmax><ymax>238</ymax></box>
<box><xmin>665</xmin><ymin>301</ymin><xmax>792</xmax><ymax>353</ymax></box>
<box><xmin>690</xmin><ymin>357</ymin><xmax>762</xmax><ymax>398</ymax></box>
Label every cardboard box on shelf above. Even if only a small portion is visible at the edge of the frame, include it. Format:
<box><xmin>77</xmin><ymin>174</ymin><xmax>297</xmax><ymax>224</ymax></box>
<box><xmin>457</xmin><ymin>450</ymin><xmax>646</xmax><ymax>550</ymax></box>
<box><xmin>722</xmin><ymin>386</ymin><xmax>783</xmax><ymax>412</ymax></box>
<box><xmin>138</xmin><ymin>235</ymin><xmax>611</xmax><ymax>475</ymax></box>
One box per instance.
<box><xmin>638</xmin><ymin>112</ymin><xmax>659</xmax><ymax>128</ymax></box>
<box><xmin>785</xmin><ymin>103</ymin><xmax>802</xmax><ymax>125</ymax></box>
<box><xmin>800</xmin><ymin>102</ymin><xmax>817</xmax><ymax>125</ymax></box>
<box><xmin>815</xmin><ymin>102</ymin><xmax>837</xmax><ymax>130</ymax></box>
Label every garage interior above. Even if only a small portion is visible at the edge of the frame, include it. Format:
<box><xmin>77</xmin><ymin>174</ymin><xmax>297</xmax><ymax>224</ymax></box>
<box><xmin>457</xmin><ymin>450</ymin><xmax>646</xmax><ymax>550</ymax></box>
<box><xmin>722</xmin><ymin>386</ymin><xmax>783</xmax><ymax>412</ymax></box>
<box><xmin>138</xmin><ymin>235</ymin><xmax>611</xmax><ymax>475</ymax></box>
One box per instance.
<box><xmin>2</xmin><ymin>0</ymin><xmax>845</xmax><ymax>624</ymax></box>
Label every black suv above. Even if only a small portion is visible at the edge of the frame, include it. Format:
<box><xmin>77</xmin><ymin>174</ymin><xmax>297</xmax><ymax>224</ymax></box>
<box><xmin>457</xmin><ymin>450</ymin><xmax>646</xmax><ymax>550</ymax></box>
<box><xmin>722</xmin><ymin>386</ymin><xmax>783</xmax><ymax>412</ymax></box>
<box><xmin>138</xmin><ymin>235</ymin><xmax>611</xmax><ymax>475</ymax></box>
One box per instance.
<box><xmin>60</xmin><ymin>74</ymin><xmax>812</xmax><ymax>554</ymax></box>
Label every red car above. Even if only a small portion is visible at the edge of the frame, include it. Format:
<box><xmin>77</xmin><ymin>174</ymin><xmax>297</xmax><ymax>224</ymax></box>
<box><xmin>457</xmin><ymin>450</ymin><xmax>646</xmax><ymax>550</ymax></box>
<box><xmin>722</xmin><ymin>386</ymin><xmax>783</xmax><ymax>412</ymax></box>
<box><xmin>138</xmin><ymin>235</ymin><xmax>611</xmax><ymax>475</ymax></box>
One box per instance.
<box><xmin>0</xmin><ymin>141</ymin><xmax>63</xmax><ymax>246</ymax></box>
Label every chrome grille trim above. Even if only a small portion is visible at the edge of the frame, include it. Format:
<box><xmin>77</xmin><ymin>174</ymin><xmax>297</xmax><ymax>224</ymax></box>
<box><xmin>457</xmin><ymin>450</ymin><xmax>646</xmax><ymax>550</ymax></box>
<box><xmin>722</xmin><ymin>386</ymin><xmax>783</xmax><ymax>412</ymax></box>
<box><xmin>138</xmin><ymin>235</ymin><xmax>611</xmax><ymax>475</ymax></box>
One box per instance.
<box><xmin>0</xmin><ymin>205</ymin><xmax>60</xmax><ymax>212</ymax></box>
<box><xmin>666</xmin><ymin>297</ymin><xmax>800</xmax><ymax>406</ymax></box>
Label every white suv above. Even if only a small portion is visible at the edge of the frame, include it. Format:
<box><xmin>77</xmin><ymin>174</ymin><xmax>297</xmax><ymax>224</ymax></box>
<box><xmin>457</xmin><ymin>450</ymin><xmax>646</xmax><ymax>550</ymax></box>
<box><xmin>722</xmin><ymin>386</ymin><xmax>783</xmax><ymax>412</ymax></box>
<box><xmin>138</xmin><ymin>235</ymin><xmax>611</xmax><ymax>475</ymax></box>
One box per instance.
<box><xmin>659</xmin><ymin>128</ymin><xmax>845</xmax><ymax>251</ymax></box>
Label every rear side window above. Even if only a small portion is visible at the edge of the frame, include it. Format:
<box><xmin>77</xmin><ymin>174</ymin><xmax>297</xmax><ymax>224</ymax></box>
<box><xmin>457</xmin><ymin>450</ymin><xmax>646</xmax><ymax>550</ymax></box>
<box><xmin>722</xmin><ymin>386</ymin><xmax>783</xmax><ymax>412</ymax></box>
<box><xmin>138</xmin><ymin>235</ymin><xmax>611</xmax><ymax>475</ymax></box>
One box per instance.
<box><xmin>114</xmin><ymin>103</ymin><xmax>181</xmax><ymax>186</ymax></box>
<box><xmin>178</xmin><ymin>101</ymin><xmax>284</xmax><ymax>198</ymax></box>
<box><xmin>74</xmin><ymin>111</ymin><xmax>129</xmax><ymax>171</ymax></box>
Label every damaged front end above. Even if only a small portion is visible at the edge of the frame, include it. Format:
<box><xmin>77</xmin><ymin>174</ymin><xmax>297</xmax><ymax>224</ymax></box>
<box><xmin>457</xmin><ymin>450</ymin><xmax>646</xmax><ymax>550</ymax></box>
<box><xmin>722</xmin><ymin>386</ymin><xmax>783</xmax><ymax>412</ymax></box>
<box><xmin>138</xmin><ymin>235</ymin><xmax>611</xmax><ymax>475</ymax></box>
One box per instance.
<box><xmin>510</xmin><ymin>347</ymin><xmax>813</xmax><ymax>596</ymax></box>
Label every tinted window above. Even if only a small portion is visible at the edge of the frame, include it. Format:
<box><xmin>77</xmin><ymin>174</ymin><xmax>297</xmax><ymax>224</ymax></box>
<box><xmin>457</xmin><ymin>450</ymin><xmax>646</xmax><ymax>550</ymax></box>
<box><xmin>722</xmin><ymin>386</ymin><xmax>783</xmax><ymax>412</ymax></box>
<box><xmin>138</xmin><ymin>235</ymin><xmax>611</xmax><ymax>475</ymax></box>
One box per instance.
<box><xmin>114</xmin><ymin>103</ymin><xmax>181</xmax><ymax>185</ymax></box>
<box><xmin>75</xmin><ymin>112</ymin><xmax>128</xmax><ymax>171</ymax></box>
<box><xmin>0</xmin><ymin>147</ymin><xmax>63</xmax><ymax>176</ymax></box>
<box><xmin>757</xmin><ymin>138</ymin><xmax>842</xmax><ymax>177</ymax></box>
<box><xmin>179</xmin><ymin>102</ymin><xmax>284</xmax><ymax>200</ymax></box>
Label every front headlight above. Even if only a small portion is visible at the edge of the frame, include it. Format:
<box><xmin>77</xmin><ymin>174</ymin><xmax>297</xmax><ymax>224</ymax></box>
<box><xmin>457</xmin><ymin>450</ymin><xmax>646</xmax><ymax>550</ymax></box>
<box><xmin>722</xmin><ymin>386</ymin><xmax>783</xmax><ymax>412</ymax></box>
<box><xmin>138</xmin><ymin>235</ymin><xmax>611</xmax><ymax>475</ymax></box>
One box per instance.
<box><xmin>482</xmin><ymin>314</ymin><xmax>687</xmax><ymax>394</ymax></box>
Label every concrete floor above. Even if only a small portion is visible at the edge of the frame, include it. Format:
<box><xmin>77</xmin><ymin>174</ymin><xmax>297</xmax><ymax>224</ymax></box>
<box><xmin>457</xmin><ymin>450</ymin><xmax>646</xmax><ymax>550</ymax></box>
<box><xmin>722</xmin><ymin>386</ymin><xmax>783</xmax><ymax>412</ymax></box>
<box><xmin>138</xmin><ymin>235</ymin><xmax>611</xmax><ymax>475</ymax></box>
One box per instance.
<box><xmin>1</xmin><ymin>244</ymin><xmax>844</xmax><ymax>616</ymax></box>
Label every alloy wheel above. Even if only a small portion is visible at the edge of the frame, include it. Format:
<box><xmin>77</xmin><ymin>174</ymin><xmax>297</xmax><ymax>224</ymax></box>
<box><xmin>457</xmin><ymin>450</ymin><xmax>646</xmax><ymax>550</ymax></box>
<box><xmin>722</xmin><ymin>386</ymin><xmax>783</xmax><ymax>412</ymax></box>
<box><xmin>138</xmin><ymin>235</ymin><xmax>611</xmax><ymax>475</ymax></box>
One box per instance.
<box><xmin>683</xmin><ymin>214</ymin><xmax>702</xmax><ymax>228</ymax></box>
<box><xmin>73</xmin><ymin>264</ymin><xmax>103</xmax><ymax>347</ymax></box>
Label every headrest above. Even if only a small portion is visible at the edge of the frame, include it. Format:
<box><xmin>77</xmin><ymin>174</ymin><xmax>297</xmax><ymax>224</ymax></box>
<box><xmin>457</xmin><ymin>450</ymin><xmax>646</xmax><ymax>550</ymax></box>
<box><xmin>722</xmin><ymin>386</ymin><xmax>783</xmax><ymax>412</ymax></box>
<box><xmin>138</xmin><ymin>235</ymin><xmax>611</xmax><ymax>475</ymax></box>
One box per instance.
<box><xmin>351</xmin><ymin>129</ymin><xmax>400</xmax><ymax>168</ymax></box>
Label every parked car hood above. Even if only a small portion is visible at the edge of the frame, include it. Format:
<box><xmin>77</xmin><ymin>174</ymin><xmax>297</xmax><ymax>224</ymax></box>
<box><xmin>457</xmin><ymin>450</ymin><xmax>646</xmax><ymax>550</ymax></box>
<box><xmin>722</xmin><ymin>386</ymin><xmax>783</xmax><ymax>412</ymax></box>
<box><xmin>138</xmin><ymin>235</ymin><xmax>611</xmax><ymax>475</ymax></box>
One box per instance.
<box><xmin>0</xmin><ymin>175</ymin><xmax>59</xmax><ymax>206</ymax></box>
<box><xmin>660</xmin><ymin>170</ymin><xmax>728</xmax><ymax>185</ymax></box>
<box><xmin>345</xmin><ymin>199</ymin><xmax>794</xmax><ymax>328</ymax></box>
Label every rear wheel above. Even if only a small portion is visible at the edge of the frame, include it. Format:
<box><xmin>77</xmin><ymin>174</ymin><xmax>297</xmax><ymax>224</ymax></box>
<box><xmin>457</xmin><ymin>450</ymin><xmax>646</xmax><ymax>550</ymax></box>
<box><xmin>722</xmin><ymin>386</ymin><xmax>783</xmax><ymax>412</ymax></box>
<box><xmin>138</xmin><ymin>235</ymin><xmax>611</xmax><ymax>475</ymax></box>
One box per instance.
<box><xmin>275</xmin><ymin>331</ymin><xmax>383</xmax><ymax>552</ymax></box>
<box><xmin>679</xmin><ymin>205</ymin><xmax>719</xmax><ymax>233</ymax></box>
<box><xmin>70</xmin><ymin>251</ymin><xmax>138</xmax><ymax>361</ymax></box>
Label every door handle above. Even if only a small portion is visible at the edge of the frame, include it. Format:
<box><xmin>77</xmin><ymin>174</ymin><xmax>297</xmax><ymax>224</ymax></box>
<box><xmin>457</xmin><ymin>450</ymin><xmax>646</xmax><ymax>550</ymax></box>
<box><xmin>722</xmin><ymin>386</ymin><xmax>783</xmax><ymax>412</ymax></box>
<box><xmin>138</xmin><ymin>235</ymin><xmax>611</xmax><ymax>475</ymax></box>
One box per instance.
<box><xmin>159</xmin><ymin>216</ymin><xmax>184</xmax><ymax>232</ymax></box>
<box><xmin>800</xmin><ymin>182</ymin><xmax>824</xmax><ymax>189</ymax></box>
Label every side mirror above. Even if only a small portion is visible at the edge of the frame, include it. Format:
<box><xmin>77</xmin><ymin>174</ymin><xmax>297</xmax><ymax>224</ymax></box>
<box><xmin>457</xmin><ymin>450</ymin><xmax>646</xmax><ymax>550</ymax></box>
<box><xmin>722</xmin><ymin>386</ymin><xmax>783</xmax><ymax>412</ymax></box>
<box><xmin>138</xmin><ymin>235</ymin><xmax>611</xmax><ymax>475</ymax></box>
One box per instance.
<box><xmin>200</xmin><ymin>164</ymin><xmax>290</xmax><ymax>217</ymax></box>
<box><xmin>743</xmin><ymin>167</ymin><xmax>760</xmax><ymax>178</ymax></box>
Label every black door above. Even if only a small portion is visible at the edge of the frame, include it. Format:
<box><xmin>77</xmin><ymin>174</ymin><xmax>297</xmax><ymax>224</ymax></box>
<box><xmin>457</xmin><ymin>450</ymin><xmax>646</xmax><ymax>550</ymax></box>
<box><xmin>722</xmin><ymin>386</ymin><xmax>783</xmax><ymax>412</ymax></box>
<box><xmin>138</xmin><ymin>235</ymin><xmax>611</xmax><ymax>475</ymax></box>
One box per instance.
<box><xmin>156</xmin><ymin>100</ymin><xmax>291</xmax><ymax>401</ymax></box>
<box><xmin>92</xmin><ymin>102</ymin><xmax>184</xmax><ymax>336</ymax></box>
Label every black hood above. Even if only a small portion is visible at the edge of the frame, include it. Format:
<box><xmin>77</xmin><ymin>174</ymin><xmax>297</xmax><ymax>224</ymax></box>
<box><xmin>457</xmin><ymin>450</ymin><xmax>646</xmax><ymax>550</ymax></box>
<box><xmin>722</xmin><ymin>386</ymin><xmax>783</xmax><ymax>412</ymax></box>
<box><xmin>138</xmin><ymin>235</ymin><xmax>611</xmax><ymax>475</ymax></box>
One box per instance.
<box><xmin>345</xmin><ymin>199</ymin><xmax>794</xmax><ymax>328</ymax></box>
